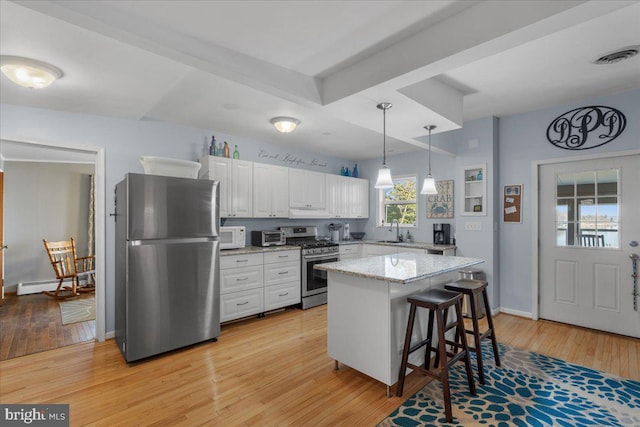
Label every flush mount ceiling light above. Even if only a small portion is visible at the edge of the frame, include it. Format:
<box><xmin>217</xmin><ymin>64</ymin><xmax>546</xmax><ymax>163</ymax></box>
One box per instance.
<box><xmin>420</xmin><ymin>125</ymin><xmax>438</xmax><ymax>195</ymax></box>
<box><xmin>0</xmin><ymin>55</ymin><xmax>63</xmax><ymax>89</ymax></box>
<box><xmin>374</xmin><ymin>102</ymin><xmax>394</xmax><ymax>189</ymax></box>
<box><xmin>270</xmin><ymin>116</ymin><xmax>300</xmax><ymax>133</ymax></box>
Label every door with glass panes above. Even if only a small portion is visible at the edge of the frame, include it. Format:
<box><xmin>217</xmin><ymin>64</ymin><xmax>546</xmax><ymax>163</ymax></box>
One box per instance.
<box><xmin>539</xmin><ymin>154</ymin><xmax>640</xmax><ymax>338</ymax></box>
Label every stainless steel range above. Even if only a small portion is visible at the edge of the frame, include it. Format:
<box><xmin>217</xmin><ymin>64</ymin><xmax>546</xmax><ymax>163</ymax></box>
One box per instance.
<box><xmin>280</xmin><ymin>226</ymin><xmax>339</xmax><ymax>309</ymax></box>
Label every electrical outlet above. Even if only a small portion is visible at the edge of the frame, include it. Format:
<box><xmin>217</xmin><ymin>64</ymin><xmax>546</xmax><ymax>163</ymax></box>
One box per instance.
<box><xmin>464</xmin><ymin>222</ymin><xmax>482</xmax><ymax>231</ymax></box>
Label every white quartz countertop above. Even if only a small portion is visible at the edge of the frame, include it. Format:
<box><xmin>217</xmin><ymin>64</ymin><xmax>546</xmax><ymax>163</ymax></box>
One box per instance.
<box><xmin>315</xmin><ymin>252</ymin><xmax>483</xmax><ymax>284</ymax></box>
<box><xmin>220</xmin><ymin>245</ymin><xmax>300</xmax><ymax>256</ymax></box>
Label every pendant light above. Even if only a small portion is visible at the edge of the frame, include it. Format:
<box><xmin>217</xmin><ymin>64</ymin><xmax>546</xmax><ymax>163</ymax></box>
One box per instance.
<box><xmin>374</xmin><ymin>102</ymin><xmax>394</xmax><ymax>189</ymax></box>
<box><xmin>420</xmin><ymin>125</ymin><xmax>438</xmax><ymax>195</ymax></box>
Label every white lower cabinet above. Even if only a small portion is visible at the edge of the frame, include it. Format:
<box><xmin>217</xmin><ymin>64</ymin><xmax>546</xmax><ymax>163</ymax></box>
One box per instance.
<box><xmin>263</xmin><ymin>250</ymin><xmax>300</xmax><ymax>311</ymax></box>
<box><xmin>339</xmin><ymin>244</ymin><xmax>362</xmax><ymax>260</ymax></box>
<box><xmin>220</xmin><ymin>253</ymin><xmax>264</xmax><ymax>322</ymax></box>
<box><xmin>220</xmin><ymin>249</ymin><xmax>300</xmax><ymax>323</ymax></box>
<box><xmin>264</xmin><ymin>281</ymin><xmax>300</xmax><ymax>311</ymax></box>
<box><xmin>220</xmin><ymin>288</ymin><xmax>263</xmax><ymax>322</ymax></box>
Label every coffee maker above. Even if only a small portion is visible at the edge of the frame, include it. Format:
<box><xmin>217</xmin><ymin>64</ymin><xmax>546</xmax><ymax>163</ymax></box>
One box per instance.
<box><xmin>433</xmin><ymin>224</ymin><xmax>451</xmax><ymax>245</ymax></box>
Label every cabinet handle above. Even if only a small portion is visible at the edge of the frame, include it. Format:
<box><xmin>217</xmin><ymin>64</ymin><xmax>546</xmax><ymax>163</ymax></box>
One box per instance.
<box><xmin>236</xmin><ymin>301</ymin><xmax>249</xmax><ymax>306</ymax></box>
<box><xmin>278</xmin><ymin>255</ymin><xmax>288</xmax><ymax>258</ymax></box>
<box><xmin>236</xmin><ymin>277</ymin><xmax>249</xmax><ymax>281</ymax></box>
<box><xmin>236</xmin><ymin>259</ymin><xmax>249</xmax><ymax>263</ymax></box>
<box><xmin>278</xmin><ymin>271</ymin><xmax>289</xmax><ymax>275</ymax></box>
<box><xmin>278</xmin><ymin>292</ymin><xmax>289</xmax><ymax>297</ymax></box>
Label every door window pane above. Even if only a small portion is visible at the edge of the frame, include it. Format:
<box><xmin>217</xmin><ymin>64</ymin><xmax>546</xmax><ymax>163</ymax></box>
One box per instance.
<box><xmin>555</xmin><ymin>169</ymin><xmax>619</xmax><ymax>248</ymax></box>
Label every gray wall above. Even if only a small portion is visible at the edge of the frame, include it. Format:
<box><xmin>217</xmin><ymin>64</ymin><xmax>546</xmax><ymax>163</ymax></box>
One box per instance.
<box><xmin>3</xmin><ymin>162</ymin><xmax>93</xmax><ymax>290</ymax></box>
<box><xmin>358</xmin><ymin>117</ymin><xmax>500</xmax><ymax>308</ymax></box>
<box><xmin>0</xmin><ymin>103</ymin><xmax>355</xmax><ymax>333</ymax></box>
<box><xmin>498</xmin><ymin>89</ymin><xmax>640</xmax><ymax>315</ymax></box>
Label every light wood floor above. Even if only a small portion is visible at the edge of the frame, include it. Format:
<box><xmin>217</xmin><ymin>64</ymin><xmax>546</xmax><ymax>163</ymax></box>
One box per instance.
<box><xmin>0</xmin><ymin>293</ymin><xmax>96</xmax><ymax>361</ymax></box>
<box><xmin>0</xmin><ymin>306</ymin><xmax>638</xmax><ymax>426</ymax></box>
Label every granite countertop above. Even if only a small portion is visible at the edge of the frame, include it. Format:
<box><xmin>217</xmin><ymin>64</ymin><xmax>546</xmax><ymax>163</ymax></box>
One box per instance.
<box><xmin>315</xmin><ymin>252</ymin><xmax>483</xmax><ymax>284</ymax></box>
<box><xmin>340</xmin><ymin>240</ymin><xmax>456</xmax><ymax>251</ymax></box>
<box><xmin>220</xmin><ymin>245</ymin><xmax>300</xmax><ymax>256</ymax></box>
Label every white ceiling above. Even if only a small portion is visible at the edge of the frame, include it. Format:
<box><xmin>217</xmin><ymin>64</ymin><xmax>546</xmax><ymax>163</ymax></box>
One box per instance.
<box><xmin>1</xmin><ymin>0</ymin><xmax>639</xmax><ymax>160</ymax></box>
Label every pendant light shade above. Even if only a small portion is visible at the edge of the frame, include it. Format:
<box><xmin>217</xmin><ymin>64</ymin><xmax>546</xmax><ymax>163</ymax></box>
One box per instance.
<box><xmin>420</xmin><ymin>125</ymin><xmax>438</xmax><ymax>195</ymax></box>
<box><xmin>375</xmin><ymin>165</ymin><xmax>393</xmax><ymax>188</ymax></box>
<box><xmin>375</xmin><ymin>102</ymin><xmax>394</xmax><ymax>189</ymax></box>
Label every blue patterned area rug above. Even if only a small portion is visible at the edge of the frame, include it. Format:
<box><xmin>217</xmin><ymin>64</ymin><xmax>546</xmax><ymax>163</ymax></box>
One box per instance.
<box><xmin>378</xmin><ymin>342</ymin><xmax>640</xmax><ymax>427</ymax></box>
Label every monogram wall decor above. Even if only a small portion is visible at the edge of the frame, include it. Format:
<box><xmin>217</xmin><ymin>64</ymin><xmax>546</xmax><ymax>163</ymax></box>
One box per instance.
<box><xmin>546</xmin><ymin>106</ymin><xmax>626</xmax><ymax>150</ymax></box>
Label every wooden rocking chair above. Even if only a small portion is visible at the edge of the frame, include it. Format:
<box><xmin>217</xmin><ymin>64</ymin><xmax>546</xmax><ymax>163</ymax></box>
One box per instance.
<box><xmin>42</xmin><ymin>238</ymin><xmax>95</xmax><ymax>298</ymax></box>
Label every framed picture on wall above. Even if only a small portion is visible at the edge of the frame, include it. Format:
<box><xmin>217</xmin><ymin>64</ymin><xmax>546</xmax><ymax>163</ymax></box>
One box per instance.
<box><xmin>426</xmin><ymin>180</ymin><xmax>454</xmax><ymax>218</ymax></box>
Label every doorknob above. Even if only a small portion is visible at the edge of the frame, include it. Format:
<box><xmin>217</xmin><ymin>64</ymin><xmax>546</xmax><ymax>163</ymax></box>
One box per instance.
<box><xmin>630</xmin><ymin>241</ymin><xmax>638</xmax><ymax>247</ymax></box>
<box><xmin>0</xmin><ymin>245</ymin><xmax>7</xmax><ymax>251</ymax></box>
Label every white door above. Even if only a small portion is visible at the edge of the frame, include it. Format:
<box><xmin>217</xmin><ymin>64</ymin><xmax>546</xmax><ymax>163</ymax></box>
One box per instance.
<box><xmin>539</xmin><ymin>154</ymin><xmax>640</xmax><ymax>338</ymax></box>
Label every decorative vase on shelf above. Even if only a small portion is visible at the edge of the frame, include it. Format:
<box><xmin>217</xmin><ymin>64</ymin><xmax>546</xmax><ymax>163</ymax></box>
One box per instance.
<box><xmin>340</xmin><ymin>166</ymin><xmax>346</xmax><ymax>176</ymax></box>
<box><xmin>217</xmin><ymin>142</ymin><xmax>223</xmax><ymax>156</ymax></box>
<box><xmin>223</xmin><ymin>142</ymin><xmax>230</xmax><ymax>158</ymax></box>
<box><xmin>477</xmin><ymin>170</ymin><xmax>483</xmax><ymax>181</ymax></box>
<box><xmin>233</xmin><ymin>145</ymin><xmax>240</xmax><ymax>159</ymax></box>
<box><xmin>345</xmin><ymin>167</ymin><xmax>350</xmax><ymax>177</ymax></box>
<box><xmin>353</xmin><ymin>164</ymin><xmax>358</xmax><ymax>177</ymax></box>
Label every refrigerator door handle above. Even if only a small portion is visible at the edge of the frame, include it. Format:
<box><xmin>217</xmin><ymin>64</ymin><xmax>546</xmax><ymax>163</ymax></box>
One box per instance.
<box><xmin>129</xmin><ymin>237</ymin><xmax>217</xmax><ymax>246</ymax></box>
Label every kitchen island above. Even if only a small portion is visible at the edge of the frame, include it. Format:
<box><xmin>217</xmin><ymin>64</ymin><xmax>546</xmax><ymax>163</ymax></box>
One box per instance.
<box><xmin>315</xmin><ymin>252</ymin><xmax>483</xmax><ymax>396</ymax></box>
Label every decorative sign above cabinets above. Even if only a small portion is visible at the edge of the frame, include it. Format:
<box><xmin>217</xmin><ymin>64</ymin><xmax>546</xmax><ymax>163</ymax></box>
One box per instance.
<box><xmin>546</xmin><ymin>106</ymin><xmax>626</xmax><ymax>150</ymax></box>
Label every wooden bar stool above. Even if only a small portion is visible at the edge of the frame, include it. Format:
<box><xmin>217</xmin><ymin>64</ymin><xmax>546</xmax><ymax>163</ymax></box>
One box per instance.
<box><xmin>396</xmin><ymin>288</ymin><xmax>476</xmax><ymax>423</ymax></box>
<box><xmin>445</xmin><ymin>279</ymin><xmax>501</xmax><ymax>385</ymax></box>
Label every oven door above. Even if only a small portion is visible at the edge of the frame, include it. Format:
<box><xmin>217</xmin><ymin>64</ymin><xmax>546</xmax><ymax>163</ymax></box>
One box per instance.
<box><xmin>302</xmin><ymin>253</ymin><xmax>339</xmax><ymax>297</ymax></box>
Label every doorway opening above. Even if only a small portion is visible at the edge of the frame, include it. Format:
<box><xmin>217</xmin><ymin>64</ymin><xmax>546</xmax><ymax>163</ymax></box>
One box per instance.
<box><xmin>0</xmin><ymin>139</ymin><xmax>105</xmax><ymax>360</ymax></box>
<box><xmin>532</xmin><ymin>150</ymin><xmax>640</xmax><ymax>338</ymax></box>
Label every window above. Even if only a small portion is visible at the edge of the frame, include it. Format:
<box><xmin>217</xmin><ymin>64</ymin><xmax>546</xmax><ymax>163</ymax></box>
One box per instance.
<box><xmin>555</xmin><ymin>168</ymin><xmax>619</xmax><ymax>248</ymax></box>
<box><xmin>378</xmin><ymin>175</ymin><xmax>417</xmax><ymax>227</ymax></box>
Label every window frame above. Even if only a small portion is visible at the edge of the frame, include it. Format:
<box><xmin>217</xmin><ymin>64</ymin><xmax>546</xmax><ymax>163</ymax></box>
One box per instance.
<box><xmin>377</xmin><ymin>174</ymin><xmax>418</xmax><ymax>228</ymax></box>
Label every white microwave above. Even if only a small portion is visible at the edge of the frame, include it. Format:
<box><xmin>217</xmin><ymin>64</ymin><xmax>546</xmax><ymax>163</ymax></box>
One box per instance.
<box><xmin>219</xmin><ymin>226</ymin><xmax>246</xmax><ymax>250</ymax></box>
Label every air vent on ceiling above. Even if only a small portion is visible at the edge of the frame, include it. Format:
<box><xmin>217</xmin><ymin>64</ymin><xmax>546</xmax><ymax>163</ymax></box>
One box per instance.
<box><xmin>592</xmin><ymin>46</ymin><xmax>639</xmax><ymax>64</ymax></box>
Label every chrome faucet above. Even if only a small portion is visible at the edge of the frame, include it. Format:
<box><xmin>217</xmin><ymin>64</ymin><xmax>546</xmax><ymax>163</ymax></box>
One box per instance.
<box><xmin>389</xmin><ymin>219</ymin><xmax>401</xmax><ymax>242</ymax></box>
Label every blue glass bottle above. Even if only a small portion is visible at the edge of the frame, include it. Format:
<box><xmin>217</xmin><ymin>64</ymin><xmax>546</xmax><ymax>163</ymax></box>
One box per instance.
<box><xmin>340</xmin><ymin>166</ymin><xmax>346</xmax><ymax>176</ymax></box>
<box><xmin>353</xmin><ymin>164</ymin><xmax>358</xmax><ymax>178</ymax></box>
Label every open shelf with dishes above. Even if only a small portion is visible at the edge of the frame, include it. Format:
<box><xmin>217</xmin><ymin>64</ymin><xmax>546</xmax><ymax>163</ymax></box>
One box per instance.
<box><xmin>461</xmin><ymin>164</ymin><xmax>486</xmax><ymax>216</ymax></box>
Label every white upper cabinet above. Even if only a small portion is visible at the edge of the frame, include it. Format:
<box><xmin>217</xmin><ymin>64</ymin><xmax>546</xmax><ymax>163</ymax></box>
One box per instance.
<box><xmin>200</xmin><ymin>157</ymin><xmax>253</xmax><ymax>218</ymax></box>
<box><xmin>326</xmin><ymin>175</ymin><xmax>369</xmax><ymax>219</ymax></box>
<box><xmin>289</xmin><ymin>169</ymin><xmax>326</xmax><ymax>209</ymax></box>
<box><xmin>349</xmin><ymin>178</ymin><xmax>369</xmax><ymax>219</ymax></box>
<box><xmin>253</xmin><ymin>163</ymin><xmax>289</xmax><ymax>218</ymax></box>
<box><xmin>326</xmin><ymin>175</ymin><xmax>349</xmax><ymax>218</ymax></box>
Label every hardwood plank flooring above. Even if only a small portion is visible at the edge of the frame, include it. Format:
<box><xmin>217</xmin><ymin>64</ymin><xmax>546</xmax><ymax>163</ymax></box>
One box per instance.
<box><xmin>0</xmin><ymin>293</ymin><xmax>96</xmax><ymax>361</ymax></box>
<box><xmin>0</xmin><ymin>306</ymin><xmax>638</xmax><ymax>426</ymax></box>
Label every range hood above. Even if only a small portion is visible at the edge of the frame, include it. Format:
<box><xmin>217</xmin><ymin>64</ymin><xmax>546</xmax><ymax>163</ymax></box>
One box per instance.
<box><xmin>288</xmin><ymin>208</ymin><xmax>331</xmax><ymax>219</ymax></box>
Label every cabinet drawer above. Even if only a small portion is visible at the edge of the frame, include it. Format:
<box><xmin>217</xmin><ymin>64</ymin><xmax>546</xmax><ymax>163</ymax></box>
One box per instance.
<box><xmin>339</xmin><ymin>244</ymin><xmax>361</xmax><ymax>255</ymax></box>
<box><xmin>264</xmin><ymin>250</ymin><xmax>300</xmax><ymax>264</ymax></box>
<box><xmin>220</xmin><ymin>288</ymin><xmax>263</xmax><ymax>322</ymax></box>
<box><xmin>264</xmin><ymin>261</ymin><xmax>300</xmax><ymax>287</ymax></box>
<box><xmin>264</xmin><ymin>282</ymin><xmax>301</xmax><ymax>311</ymax></box>
<box><xmin>220</xmin><ymin>265</ymin><xmax>263</xmax><ymax>293</ymax></box>
<box><xmin>220</xmin><ymin>252</ymin><xmax>263</xmax><ymax>270</ymax></box>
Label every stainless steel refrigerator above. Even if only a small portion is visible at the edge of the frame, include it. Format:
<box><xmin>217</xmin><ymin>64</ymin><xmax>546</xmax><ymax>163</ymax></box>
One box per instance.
<box><xmin>115</xmin><ymin>173</ymin><xmax>220</xmax><ymax>362</ymax></box>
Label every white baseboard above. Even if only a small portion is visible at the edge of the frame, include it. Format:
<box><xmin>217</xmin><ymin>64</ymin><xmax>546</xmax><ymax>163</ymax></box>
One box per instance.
<box><xmin>498</xmin><ymin>307</ymin><xmax>533</xmax><ymax>319</ymax></box>
<box><xmin>105</xmin><ymin>331</ymin><xmax>115</xmax><ymax>340</ymax></box>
